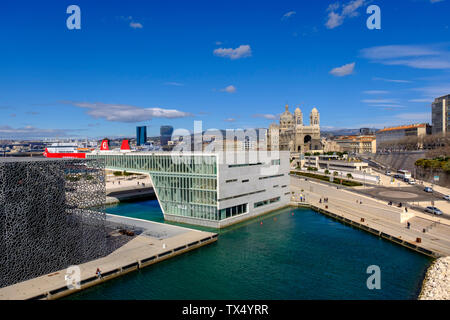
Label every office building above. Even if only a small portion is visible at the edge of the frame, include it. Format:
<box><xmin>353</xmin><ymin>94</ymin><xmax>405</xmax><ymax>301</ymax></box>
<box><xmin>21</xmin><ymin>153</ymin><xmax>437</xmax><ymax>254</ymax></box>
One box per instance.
<box><xmin>160</xmin><ymin>125</ymin><xmax>174</xmax><ymax>146</ymax></box>
<box><xmin>304</xmin><ymin>155</ymin><xmax>369</xmax><ymax>172</ymax></box>
<box><xmin>376</xmin><ymin>123</ymin><xmax>431</xmax><ymax>150</ymax></box>
<box><xmin>136</xmin><ymin>126</ymin><xmax>147</xmax><ymax>146</ymax></box>
<box><xmin>334</xmin><ymin>135</ymin><xmax>376</xmax><ymax>154</ymax></box>
<box><xmin>432</xmin><ymin>94</ymin><xmax>450</xmax><ymax>135</ymax></box>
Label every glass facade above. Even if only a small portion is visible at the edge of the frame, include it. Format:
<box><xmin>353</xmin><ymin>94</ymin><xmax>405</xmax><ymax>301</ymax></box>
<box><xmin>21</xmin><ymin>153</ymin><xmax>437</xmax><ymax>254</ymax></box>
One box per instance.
<box><xmin>254</xmin><ymin>197</ymin><xmax>280</xmax><ymax>208</ymax></box>
<box><xmin>160</xmin><ymin>125</ymin><xmax>174</xmax><ymax>146</ymax></box>
<box><xmin>218</xmin><ymin>203</ymin><xmax>248</xmax><ymax>220</ymax></box>
<box><xmin>136</xmin><ymin>126</ymin><xmax>147</xmax><ymax>146</ymax></box>
<box><xmin>88</xmin><ymin>154</ymin><xmax>219</xmax><ymax>220</ymax></box>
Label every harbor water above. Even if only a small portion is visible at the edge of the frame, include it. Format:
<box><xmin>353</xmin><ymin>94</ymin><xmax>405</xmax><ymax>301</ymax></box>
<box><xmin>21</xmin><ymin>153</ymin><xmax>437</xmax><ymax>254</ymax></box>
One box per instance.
<box><xmin>68</xmin><ymin>199</ymin><xmax>431</xmax><ymax>300</ymax></box>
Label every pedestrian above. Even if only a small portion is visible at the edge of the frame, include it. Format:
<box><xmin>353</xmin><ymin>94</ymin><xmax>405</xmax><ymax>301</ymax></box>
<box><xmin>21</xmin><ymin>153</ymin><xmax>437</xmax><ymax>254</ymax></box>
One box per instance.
<box><xmin>96</xmin><ymin>268</ymin><xmax>102</xmax><ymax>279</ymax></box>
<box><xmin>405</xmin><ymin>207</ymin><xmax>408</xmax><ymax>213</ymax></box>
<box><xmin>407</xmin><ymin>222</ymin><xmax>410</xmax><ymax>229</ymax></box>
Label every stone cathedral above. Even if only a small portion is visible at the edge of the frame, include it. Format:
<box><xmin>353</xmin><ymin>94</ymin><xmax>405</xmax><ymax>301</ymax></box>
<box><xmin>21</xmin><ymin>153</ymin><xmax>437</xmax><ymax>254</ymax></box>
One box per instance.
<box><xmin>268</xmin><ymin>104</ymin><xmax>322</xmax><ymax>152</ymax></box>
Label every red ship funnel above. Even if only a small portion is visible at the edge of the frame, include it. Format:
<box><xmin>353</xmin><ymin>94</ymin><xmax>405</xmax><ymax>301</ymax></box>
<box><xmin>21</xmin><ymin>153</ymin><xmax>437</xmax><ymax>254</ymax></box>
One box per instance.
<box><xmin>100</xmin><ymin>139</ymin><xmax>109</xmax><ymax>151</ymax></box>
<box><xmin>43</xmin><ymin>148</ymin><xmax>49</xmax><ymax>157</ymax></box>
<box><xmin>120</xmin><ymin>139</ymin><xmax>131</xmax><ymax>151</ymax></box>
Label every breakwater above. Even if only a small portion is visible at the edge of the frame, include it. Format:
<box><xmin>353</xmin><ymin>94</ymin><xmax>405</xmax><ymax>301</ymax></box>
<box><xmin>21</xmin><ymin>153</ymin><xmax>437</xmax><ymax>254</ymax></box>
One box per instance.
<box><xmin>419</xmin><ymin>256</ymin><xmax>450</xmax><ymax>300</ymax></box>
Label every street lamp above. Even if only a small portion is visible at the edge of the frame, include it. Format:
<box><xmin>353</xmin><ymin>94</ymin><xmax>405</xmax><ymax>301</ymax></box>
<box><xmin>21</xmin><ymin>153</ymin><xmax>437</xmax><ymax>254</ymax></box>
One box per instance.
<box><xmin>363</xmin><ymin>171</ymin><xmax>366</xmax><ymax>189</ymax></box>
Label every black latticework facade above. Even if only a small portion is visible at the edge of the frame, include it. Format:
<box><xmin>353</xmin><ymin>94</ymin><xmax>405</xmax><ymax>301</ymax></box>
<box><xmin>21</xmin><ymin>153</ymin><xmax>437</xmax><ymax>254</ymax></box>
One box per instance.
<box><xmin>0</xmin><ymin>158</ymin><xmax>107</xmax><ymax>288</ymax></box>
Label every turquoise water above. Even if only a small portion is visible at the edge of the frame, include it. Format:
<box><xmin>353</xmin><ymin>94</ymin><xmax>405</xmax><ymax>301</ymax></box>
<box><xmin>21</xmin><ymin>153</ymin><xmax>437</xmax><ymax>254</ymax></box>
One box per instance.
<box><xmin>69</xmin><ymin>200</ymin><xmax>431</xmax><ymax>300</ymax></box>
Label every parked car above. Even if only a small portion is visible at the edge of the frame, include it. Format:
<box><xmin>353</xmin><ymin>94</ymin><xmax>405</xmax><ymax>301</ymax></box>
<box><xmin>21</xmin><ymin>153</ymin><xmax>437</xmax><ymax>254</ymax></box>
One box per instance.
<box><xmin>424</xmin><ymin>187</ymin><xmax>433</xmax><ymax>193</ymax></box>
<box><xmin>425</xmin><ymin>206</ymin><xmax>443</xmax><ymax>215</ymax></box>
<box><xmin>403</xmin><ymin>178</ymin><xmax>410</xmax><ymax>183</ymax></box>
<box><xmin>394</xmin><ymin>174</ymin><xmax>401</xmax><ymax>179</ymax></box>
<box><xmin>385</xmin><ymin>171</ymin><xmax>391</xmax><ymax>176</ymax></box>
<box><xmin>444</xmin><ymin>195</ymin><xmax>450</xmax><ymax>201</ymax></box>
<box><xmin>408</xmin><ymin>179</ymin><xmax>416</xmax><ymax>185</ymax></box>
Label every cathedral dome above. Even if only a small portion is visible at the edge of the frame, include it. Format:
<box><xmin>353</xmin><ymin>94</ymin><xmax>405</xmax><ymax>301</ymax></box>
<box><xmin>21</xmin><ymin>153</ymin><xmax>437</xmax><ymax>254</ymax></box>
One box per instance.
<box><xmin>294</xmin><ymin>107</ymin><xmax>302</xmax><ymax>115</ymax></box>
<box><xmin>280</xmin><ymin>104</ymin><xmax>294</xmax><ymax>122</ymax></box>
<box><xmin>311</xmin><ymin>107</ymin><xmax>319</xmax><ymax>113</ymax></box>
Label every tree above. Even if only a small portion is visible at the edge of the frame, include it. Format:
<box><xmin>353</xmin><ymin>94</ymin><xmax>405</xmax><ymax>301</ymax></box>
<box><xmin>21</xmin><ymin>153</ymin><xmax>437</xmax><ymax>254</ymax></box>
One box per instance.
<box><xmin>347</xmin><ymin>173</ymin><xmax>353</xmax><ymax>179</ymax></box>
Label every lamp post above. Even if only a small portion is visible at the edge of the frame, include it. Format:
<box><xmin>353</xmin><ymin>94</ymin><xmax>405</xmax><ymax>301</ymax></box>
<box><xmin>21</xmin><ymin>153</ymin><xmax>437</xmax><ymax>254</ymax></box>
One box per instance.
<box><xmin>364</xmin><ymin>171</ymin><xmax>366</xmax><ymax>189</ymax></box>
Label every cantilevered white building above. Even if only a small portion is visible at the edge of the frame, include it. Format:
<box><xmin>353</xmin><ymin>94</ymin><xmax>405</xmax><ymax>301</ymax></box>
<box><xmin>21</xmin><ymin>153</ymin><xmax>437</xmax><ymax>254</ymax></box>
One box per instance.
<box><xmin>87</xmin><ymin>151</ymin><xmax>290</xmax><ymax>228</ymax></box>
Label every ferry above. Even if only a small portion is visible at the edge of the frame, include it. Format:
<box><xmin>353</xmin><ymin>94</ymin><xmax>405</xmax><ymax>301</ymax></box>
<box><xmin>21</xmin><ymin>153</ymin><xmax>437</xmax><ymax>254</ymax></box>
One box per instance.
<box><xmin>43</xmin><ymin>139</ymin><xmax>133</xmax><ymax>159</ymax></box>
<box><xmin>43</xmin><ymin>143</ymin><xmax>89</xmax><ymax>159</ymax></box>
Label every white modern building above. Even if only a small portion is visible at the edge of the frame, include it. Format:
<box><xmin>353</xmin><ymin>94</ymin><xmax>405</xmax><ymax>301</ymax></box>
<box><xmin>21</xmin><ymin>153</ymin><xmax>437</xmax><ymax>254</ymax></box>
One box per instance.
<box><xmin>87</xmin><ymin>151</ymin><xmax>291</xmax><ymax>228</ymax></box>
<box><xmin>304</xmin><ymin>155</ymin><xmax>369</xmax><ymax>172</ymax></box>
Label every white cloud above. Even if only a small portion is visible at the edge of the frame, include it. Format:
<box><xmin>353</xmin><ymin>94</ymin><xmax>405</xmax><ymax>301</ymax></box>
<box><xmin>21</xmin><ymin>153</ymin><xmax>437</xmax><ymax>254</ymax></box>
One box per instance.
<box><xmin>0</xmin><ymin>125</ymin><xmax>76</xmax><ymax>138</ymax></box>
<box><xmin>395</xmin><ymin>112</ymin><xmax>430</xmax><ymax>122</ymax></box>
<box><xmin>363</xmin><ymin>90</ymin><xmax>389</xmax><ymax>95</ymax></box>
<box><xmin>409</xmin><ymin>98</ymin><xmax>433</xmax><ymax>103</ymax></box>
<box><xmin>368</xmin><ymin>104</ymin><xmax>406</xmax><ymax>109</ymax></box>
<box><xmin>361</xmin><ymin>45</ymin><xmax>439</xmax><ymax>60</ymax></box>
<box><xmin>373</xmin><ymin>77</ymin><xmax>412</xmax><ymax>83</ymax></box>
<box><xmin>220</xmin><ymin>85</ymin><xmax>237</xmax><ymax>93</ymax></box>
<box><xmin>383</xmin><ymin>58</ymin><xmax>450</xmax><ymax>69</ymax></box>
<box><xmin>119</xmin><ymin>16</ymin><xmax>143</xmax><ymax>29</ymax></box>
<box><xmin>325</xmin><ymin>0</ymin><xmax>366</xmax><ymax>29</ymax></box>
<box><xmin>224</xmin><ymin>118</ymin><xmax>236</xmax><ymax>122</ymax></box>
<box><xmin>213</xmin><ymin>45</ymin><xmax>252</xmax><ymax>60</ymax></box>
<box><xmin>325</xmin><ymin>12</ymin><xmax>344</xmax><ymax>29</ymax></box>
<box><xmin>362</xmin><ymin>99</ymin><xmax>399</xmax><ymax>104</ymax></box>
<box><xmin>164</xmin><ymin>82</ymin><xmax>184</xmax><ymax>86</ymax></box>
<box><xmin>62</xmin><ymin>101</ymin><xmax>192</xmax><ymax>123</ymax></box>
<box><xmin>130</xmin><ymin>22</ymin><xmax>143</xmax><ymax>29</ymax></box>
<box><xmin>282</xmin><ymin>11</ymin><xmax>296</xmax><ymax>20</ymax></box>
<box><xmin>252</xmin><ymin>114</ymin><xmax>277</xmax><ymax>120</ymax></box>
<box><xmin>361</xmin><ymin>44</ymin><xmax>450</xmax><ymax>70</ymax></box>
<box><xmin>329</xmin><ymin>62</ymin><xmax>355</xmax><ymax>76</ymax></box>
<box><xmin>413</xmin><ymin>84</ymin><xmax>450</xmax><ymax>97</ymax></box>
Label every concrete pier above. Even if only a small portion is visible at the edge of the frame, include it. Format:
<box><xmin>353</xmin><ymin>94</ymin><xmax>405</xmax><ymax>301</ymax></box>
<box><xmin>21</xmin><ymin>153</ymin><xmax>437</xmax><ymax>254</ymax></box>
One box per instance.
<box><xmin>0</xmin><ymin>215</ymin><xmax>217</xmax><ymax>300</ymax></box>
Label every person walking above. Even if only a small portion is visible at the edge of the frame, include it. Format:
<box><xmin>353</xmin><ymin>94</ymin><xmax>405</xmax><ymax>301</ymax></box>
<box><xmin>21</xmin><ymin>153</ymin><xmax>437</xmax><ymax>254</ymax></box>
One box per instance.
<box><xmin>96</xmin><ymin>268</ymin><xmax>102</xmax><ymax>279</ymax></box>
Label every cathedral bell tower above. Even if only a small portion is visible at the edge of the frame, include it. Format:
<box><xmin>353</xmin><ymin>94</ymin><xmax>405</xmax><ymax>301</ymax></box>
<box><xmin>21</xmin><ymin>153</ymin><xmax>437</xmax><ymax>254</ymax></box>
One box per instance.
<box><xmin>310</xmin><ymin>107</ymin><xmax>320</xmax><ymax>126</ymax></box>
<box><xmin>294</xmin><ymin>107</ymin><xmax>303</xmax><ymax>127</ymax></box>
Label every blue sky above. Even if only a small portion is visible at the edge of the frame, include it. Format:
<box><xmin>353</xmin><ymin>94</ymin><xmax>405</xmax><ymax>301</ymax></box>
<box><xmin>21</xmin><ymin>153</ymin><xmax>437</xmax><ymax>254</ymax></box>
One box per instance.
<box><xmin>0</xmin><ymin>0</ymin><xmax>449</xmax><ymax>139</ymax></box>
